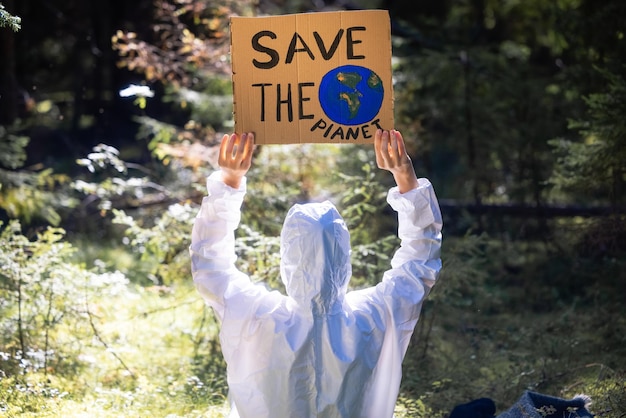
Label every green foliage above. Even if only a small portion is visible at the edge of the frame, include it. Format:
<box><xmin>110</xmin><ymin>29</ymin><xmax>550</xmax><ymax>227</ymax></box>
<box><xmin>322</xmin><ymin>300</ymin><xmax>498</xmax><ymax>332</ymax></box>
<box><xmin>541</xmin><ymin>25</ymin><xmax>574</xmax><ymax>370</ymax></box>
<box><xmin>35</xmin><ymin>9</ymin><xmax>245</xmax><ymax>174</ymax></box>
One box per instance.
<box><xmin>73</xmin><ymin>143</ymin><xmax>167</xmax><ymax>212</ymax></box>
<box><xmin>395</xmin><ymin>394</ymin><xmax>436</xmax><ymax>417</ymax></box>
<box><xmin>72</xmin><ymin>142</ymin><xmax>201</xmax><ymax>285</ymax></box>
<box><xmin>336</xmin><ymin>160</ymin><xmax>389</xmax><ymax>241</ymax></box>
<box><xmin>0</xmin><ymin>169</ymin><xmax>68</xmax><ymax>226</ymax></box>
<box><xmin>2</xmin><ymin>229</ymin><xmax>623</xmax><ymax>417</ymax></box>
<box><xmin>0</xmin><ymin>126</ymin><xmax>29</xmax><ymax>169</ymax></box>
<box><xmin>134</xmin><ymin>116</ymin><xmax>180</xmax><ymax>159</ymax></box>
<box><xmin>547</xmin><ymin>66</ymin><xmax>626</xmax><ymax>258</ymax></box>
<box><xmin>165</xmin><ymin>84</ymin><xmax>235</xmax><ymax>130</ymax></box>
<box><xmin>112</xmin><ymin>203</ymin><xmax>196</xmax><ymax>285</ymax></box>
<box><xmin>0</xmin><ymin>2</ymin><xmax>20</xmax><ymax>31</ymax></box>
<box><xmin>4</xmin><ymin>0</ymin><xmax>626</xmax><ymax>416</ymax></box>
<box><xmin>580</xmin><ymin>370</ymin><xmax>626</xmax><ymax>418</ymax></box>
<box><xmin>0</xmin><ymin>374</ymin><xmax>68</xmax><ymax>415</ymax></box>
<box><xmin>549</xmin><ymin>66</ymin><xmax>626</xmax><ymax>206</ymax></box>
<box><xmin>0</xmin><ymin>220</ymin><xmax>129</xmax><ymax>379</ymax></box>
<box><xmin>394</xmin><ymin>45</ymin><xmax>567</xmax><ymax>205</ymax></box>
<box><xmin>111</xmin><ymin>0</ymin><xmax>247</xmax><ymax>172</ymax></box>
<box><xmin>429</xmin><ymin>233</ymin><xmax>492</xmax><ymax>308</ymax></box>
<box><xmin>397</xmin><ymin>234</ymin><xmax>626</xmax><ymax>417</ymax></box>
<box><xmin>0</xmin><ymin>124</ymin><xmax>72</xmax><ymax>226</ymax></box>
<box><xmin>241</xmin><ymin>143</ymin><xmax>344</xmax><ymax>235</ymax></box>
<box><xmin>234</xmin><ymin>224</ymin><xmax>282</xmax><ymax>290</ymax></box>
<box><xmin>334</xmin><ymin>157</ymin><xmax>404</xmax><ymax>288</ymax></box>
<box><xmin>0</xmin><ymin>218</ymin><xmax>230</xmax><ymax>417</ymax></box>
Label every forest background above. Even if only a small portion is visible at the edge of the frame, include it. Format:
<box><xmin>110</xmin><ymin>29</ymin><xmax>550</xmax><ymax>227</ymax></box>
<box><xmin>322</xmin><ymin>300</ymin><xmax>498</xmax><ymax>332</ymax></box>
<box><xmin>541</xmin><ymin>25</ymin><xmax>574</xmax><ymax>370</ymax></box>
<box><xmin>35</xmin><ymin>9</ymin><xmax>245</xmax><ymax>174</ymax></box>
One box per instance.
<box><xmin>0</xmin><ymin>0</ymin><xmax>624</xmax><ymax>417</ymax></box>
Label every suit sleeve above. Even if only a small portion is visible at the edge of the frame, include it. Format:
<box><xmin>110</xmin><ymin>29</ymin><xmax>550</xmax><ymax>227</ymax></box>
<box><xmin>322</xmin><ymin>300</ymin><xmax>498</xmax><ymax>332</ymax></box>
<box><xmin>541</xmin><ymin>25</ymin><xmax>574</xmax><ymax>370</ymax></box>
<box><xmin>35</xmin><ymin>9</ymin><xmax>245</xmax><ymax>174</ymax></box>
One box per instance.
<box><xmin>189</xmin><ymin>170</ymin><xmax>253</xmax><ymax>321</ymax></box>
<box><xmin>379</xmin><ymin>178</ymin><xmax>443</xmax><ymax>330</ymax></box>
<box><xmin>386</xmin><ymin>178</ymin><xmax>443</xmax><ymax>287</ymax></box>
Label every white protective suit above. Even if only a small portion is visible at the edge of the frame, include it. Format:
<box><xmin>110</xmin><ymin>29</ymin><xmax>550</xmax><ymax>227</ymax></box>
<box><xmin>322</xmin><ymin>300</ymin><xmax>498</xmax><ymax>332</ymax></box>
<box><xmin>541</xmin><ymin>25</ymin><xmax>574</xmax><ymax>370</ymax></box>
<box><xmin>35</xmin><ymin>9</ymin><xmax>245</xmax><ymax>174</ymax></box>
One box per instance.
<box><xmin>190</xmin><ymin>170</ymin><xmax>443</xmax><ymax>418</ymax></box>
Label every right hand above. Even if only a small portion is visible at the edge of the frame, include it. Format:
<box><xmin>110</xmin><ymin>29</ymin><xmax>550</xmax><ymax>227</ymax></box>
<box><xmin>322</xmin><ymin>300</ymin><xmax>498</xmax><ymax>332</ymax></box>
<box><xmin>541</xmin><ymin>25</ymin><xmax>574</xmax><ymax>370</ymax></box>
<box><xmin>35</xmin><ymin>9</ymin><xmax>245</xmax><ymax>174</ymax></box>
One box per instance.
<box><xmin>218</xmin><ymin>132</ymin><xmax>255</xmax><ymax>189</ymax></box>
<box><xmin>374</xmin><ymin>129</ymin><xmax>419</xmax><ymax>193</ymax></box>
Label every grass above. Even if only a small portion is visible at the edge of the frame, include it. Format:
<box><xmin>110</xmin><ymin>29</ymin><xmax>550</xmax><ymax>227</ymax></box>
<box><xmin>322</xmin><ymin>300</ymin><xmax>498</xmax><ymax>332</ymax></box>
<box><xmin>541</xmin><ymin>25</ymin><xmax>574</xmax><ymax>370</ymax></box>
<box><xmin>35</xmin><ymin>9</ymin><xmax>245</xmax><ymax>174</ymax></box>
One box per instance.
<box><xmin>1</xmin><ymin>235</ymin><xmax>625</xmax><ymax>417</ymax></box>
<box><xmin>1</xmin><ymin>278</ymin><xmax>229</xmax><ymax>418</ymax></box>
<box><xmin>393</xmin><ymin>234</ymin><xmax>626</xmax><ymax>417</ymax></box>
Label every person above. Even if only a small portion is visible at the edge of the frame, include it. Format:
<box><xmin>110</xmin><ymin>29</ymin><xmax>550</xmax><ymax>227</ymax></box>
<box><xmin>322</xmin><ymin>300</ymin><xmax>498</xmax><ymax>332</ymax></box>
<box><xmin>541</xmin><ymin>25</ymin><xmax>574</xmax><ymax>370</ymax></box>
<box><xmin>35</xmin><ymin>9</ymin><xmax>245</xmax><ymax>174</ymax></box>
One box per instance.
<box><xmin>189</xmin><ymin>129</ymin><xmax>443</xmax><ymax>418</ymax></box>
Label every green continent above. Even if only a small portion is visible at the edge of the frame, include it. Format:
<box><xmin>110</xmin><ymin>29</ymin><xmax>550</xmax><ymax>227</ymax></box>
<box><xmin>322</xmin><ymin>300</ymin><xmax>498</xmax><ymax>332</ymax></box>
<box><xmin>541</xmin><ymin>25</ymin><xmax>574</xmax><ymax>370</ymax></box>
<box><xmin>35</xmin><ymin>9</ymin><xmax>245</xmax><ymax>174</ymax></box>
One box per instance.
<box><xmin>367</xmin><ymin>71</ymin><xmax>382</xmax><ymax>90</ymax></box>
<box><xmin>339</xmin><ymin>91</ymin><xmax>362</xmax><ymax>119</ymax></box>
<box><xmin>337</xmin><ymin>71</ymin><xmax>362</xmax><ymax>89</ymax></box>
<box><xmin>336</xmin><ymin>71</ymin><xmax>363</xmax><ymax>119</ymax></box>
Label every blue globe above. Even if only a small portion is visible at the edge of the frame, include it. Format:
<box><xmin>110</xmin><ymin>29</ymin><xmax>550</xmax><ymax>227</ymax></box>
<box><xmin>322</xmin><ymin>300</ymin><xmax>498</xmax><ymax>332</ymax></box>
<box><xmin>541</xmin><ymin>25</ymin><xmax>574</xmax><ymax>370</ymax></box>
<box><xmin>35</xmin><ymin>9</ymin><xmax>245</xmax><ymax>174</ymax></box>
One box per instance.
<box><xmin>318</xmin><ymin>65</ymin><xmax>385</xmax><ymax>126</ymax></box>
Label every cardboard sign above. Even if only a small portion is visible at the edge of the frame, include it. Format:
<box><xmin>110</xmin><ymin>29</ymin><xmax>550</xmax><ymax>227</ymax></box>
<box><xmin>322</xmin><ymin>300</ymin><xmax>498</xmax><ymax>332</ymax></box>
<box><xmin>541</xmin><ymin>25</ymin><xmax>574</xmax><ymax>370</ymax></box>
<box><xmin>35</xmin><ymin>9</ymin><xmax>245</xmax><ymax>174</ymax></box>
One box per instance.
<box><xmin>230</xmin><ymin>10</ymin><xmax>393</xmax><ymax>144</ymax></box>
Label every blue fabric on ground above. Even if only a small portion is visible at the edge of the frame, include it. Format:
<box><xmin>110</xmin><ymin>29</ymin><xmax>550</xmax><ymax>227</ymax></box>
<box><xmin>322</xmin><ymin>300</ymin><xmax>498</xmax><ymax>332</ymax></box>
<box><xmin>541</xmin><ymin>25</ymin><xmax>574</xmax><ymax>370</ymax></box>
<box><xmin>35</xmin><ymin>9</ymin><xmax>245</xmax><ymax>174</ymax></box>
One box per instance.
<box><xmin>449</xmin><ymin>397</ymin><xmax>496</xmax><ymax>418</ymax></box>
<box><xmin>497</xmin><ymin>391</ymin><xmax>594</xmax><ymax>418</ymax></box>
<box><xmin>450</xmin><ymin>391</ymin><xmax>594</xmax><ymax>418</ymax></box>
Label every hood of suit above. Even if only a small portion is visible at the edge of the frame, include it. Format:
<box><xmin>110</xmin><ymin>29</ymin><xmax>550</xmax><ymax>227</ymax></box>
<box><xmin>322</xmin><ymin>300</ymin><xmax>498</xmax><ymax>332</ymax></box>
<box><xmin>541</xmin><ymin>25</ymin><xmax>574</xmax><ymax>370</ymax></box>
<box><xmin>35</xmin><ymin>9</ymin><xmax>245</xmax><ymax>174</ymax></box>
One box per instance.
<box><xmin>280</xmin><ymin>201</ymin><xmax>352</xmax><ymax>313</ymax></box>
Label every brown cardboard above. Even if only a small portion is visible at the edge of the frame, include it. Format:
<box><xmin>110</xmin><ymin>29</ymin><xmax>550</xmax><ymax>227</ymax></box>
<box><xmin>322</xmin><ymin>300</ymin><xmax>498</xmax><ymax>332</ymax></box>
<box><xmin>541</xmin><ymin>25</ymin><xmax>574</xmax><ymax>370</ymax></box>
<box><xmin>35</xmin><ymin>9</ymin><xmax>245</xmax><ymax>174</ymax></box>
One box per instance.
<box><xmin>230</xmin><ymin>10</ymin><xmax>393</xmax><ymax>144</ymax></box>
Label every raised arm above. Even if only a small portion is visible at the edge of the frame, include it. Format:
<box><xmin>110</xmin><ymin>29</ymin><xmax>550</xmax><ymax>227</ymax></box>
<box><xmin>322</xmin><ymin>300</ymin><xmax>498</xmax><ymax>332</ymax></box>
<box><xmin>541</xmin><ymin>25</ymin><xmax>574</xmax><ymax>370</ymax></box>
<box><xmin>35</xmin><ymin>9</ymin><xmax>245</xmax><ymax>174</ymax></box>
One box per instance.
<box><xmin>374</xmin><ymin>128</ymin><xmax>442</xmax><ymax>273</ymax></box>
<box><xmin>189</xmin><ymin>133</ymin><xmax>255</xmax><ymax>320</ymax></box>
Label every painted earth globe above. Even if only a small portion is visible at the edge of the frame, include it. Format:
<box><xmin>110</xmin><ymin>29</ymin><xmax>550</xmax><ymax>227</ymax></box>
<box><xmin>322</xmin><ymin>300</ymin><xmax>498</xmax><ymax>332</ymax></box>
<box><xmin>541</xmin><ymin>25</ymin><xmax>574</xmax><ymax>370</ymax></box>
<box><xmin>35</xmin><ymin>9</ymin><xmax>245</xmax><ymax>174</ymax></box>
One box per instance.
<box><xmin>318</xmin><ymin>65</ymin><xmax>384</xmax><ymax>126</ymax></box>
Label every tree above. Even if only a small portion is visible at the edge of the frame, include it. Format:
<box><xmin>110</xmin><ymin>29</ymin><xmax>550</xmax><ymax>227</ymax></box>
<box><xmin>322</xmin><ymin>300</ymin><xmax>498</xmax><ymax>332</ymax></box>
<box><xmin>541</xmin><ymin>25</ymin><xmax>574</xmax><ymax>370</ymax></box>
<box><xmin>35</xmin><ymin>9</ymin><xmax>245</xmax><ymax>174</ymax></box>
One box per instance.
<box><xmin>549</xmin><ymin>68</ymin><xmax>626</xmax><ymax>208</ymax></box>
<box><xmin>0</xmin><ymin>2</ymin><xmax>73</xmax><ymax>227</ymax></box>
<box><xmin>0</xmin><ymin>2</ymin><xmax>20</xmax><ymax>31</ymax></box>
<box><xmin>0</xmin><ymin>1</ymin><xmax>20</xmax><ymax>124</ymax></box>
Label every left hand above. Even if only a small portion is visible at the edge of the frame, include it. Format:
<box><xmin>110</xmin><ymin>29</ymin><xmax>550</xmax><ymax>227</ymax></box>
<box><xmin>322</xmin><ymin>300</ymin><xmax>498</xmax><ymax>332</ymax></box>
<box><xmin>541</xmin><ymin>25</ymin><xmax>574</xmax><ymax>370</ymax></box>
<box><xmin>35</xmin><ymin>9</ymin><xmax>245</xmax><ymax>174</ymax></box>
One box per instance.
<box><xmin>218</xmin><ymin>132</ymin><xmax>255</xmax><ymax>189</ymax></box>
<box><xmin>374</xmin><ymin>129</ymin><xmax>419</xmax><ymax>194</ymax></box>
